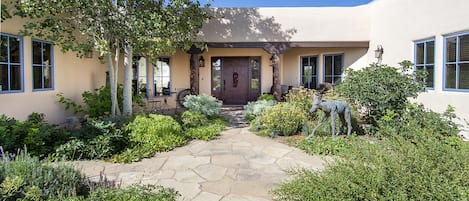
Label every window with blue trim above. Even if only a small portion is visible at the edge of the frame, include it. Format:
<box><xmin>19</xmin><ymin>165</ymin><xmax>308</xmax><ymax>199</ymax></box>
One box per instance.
<box><xmin>324</xmin><ymin>54</ymin><xmax>343</xmax><ymax>85</ymax></box>
<box><xmin>415</xmin><ymin>40</ymin><xmax>435</xmax><ymax>88</ymax></box>
<box><xmin>0</xmin><ymin>33</ymin><xmax>23</xmax><ymax>93</ymax></box>
<box><xmin>300</xmin><ymin>56</ymin><xmax>317</xmax><ymax>89</ymax></box>
<box><xmin>153</xmin><ymin>57</ymin><xmax>171</xmax><ymax>96</ymax></box>
<box><xmin>445</xmin><ymin>32</ymin><xmax>469</xmax><ymax>90</ymax></box>
<box><xmin>32</xmin><ymin>40</ymin><xmax>53</xmax><ymax>90</ymax></box>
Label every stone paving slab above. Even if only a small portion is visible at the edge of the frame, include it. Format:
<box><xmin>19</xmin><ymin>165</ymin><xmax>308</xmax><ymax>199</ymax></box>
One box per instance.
<box><xmin>72</xmin><ymin>127</ymin><xmax>326</xmax><ymax>201</ymax></box>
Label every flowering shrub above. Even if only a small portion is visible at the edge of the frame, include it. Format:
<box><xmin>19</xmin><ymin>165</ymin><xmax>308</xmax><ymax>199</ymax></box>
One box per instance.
<box><xmin>258</xmin><ymin>103</ymin><xmax>307</xmax><ymax>136</ymax></box>
<box><xmin>243</xmin><ymin>100</ymin><xmax>276</xmax><ymax>121</ymax></box>
<box><xmin>285</xmin><ymin>87</ymin><xmax>314</xmax><ymax>115</ymax></box>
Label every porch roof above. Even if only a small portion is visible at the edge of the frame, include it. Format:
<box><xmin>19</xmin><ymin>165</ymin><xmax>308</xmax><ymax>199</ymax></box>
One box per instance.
<box><xmin>206</xmin><ymin>41</ymin><xmax>369</xmax><ymax>54</ymax></box>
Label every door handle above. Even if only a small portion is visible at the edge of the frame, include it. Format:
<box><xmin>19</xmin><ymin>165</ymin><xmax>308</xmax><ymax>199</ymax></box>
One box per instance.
<box><xmin>223</xmin><ymin>80</ymin><xmax>226</xmax><ymax>91</ymax></box>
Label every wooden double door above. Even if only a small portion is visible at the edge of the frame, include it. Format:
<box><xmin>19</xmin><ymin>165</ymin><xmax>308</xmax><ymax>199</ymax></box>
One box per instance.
<box><xmin>211</xmin><ymin>57</ymin><xmax>261</xmax><ymax>105</ymax></box>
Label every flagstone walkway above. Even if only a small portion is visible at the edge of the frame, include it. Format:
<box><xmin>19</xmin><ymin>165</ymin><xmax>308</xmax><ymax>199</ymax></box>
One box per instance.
<box><xmin>73</xmin><ymin>107</ymin><xmax>327</xmax><ymax>201</ymax></box>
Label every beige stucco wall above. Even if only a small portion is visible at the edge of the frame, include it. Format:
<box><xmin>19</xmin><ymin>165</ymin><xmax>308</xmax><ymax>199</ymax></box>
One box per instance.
<box><xmin>201</xmin><ymin>7</ymin><xmax>370</xmax><ymax>42</ymax></box>
<box><xmin>368</xmin><ymin>0</ymin><xmax>469</xmax><ymax>122</ymax></box>
<box><xmin>1</xmin><ymin>17</ymin><xmax>108</xmax><ymax>124</ymax></box>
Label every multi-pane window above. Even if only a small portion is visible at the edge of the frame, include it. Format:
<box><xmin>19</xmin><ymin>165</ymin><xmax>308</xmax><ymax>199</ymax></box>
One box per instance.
<box><xmin>300</xmin><ymin>56</ymin><xmax>317</xmax><ymax>89</ymax></box>
<box><xmin>211</xmin><ymin>57</ymin><xmax>222</xmax><ymax>99</ymax></box>
<box><xmin>154</xmin><ymin>57</ymin><xmax>171</xmax><ymax>96</ymax></box>
<box><xmin>324</xmin><ymin>54</ymin><xmax>343</xmax><ymax>85</ymax></box>
<box><xmin>415</xmin><ymin>40</ymin><xmax>435</xmax><ymax>88</ymax></box>
<box><xmin>445</xmin><ymin>32</ymin><xmax>469</xmax><ymax>90</ymax></box>
<box><xmin>32</xmin><ymin>40</ymin><xmax>53</xmax><ymax>90</ymax></box>
<box><xmin>132</xmin><ymin>56</ymin><xmax>148</xmax><ymax>96</ymax></box>
<box><xmin>249</xmin><ymin>57</ymin><xmax>261</xmax><ymax>101</ymax></box>
<box><xmin>0</xmin><ymin>33</ymin><xmax>23</xmax><ymax>93</ymax></box>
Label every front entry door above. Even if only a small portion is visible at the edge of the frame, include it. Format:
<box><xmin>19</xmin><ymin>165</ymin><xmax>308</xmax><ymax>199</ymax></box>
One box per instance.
<box><xmin>222</xmin><ymin>57</ymin><xmax>249</xmax><ymax>104</ymax></box>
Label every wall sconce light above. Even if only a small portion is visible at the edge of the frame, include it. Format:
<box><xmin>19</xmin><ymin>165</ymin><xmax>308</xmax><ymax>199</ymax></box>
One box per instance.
<box><xmin>198</xmin><ymin>56</ymin><xmax>205</xmax><ymax>67</ymax></box>
<box><xmin>374</xmin><ymin>45</ymin><xmax>384</xmax><ymax>59</ymax></box>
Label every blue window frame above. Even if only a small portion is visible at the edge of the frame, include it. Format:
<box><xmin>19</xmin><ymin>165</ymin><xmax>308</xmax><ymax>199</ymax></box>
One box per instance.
<box><xmin>323</xmin><ymin>54</ymin><xmax>343</xmax><ymax>85</ymax></box>
<box><xmin>300</xmin><ymin>55</ymin><xmax>318</xmax><ymax>89</ymax></box>
<box><xmin>153</xmin><ymin>57</ymin><xmax>171</xmax><ymax>96</ymax></box>
<box><xmin>414</xmin><ymin>39</ymin><xmax>435</xmax><ymax>89</ymax></box>
<box><xmin>0</xmin><ymin>33</ymin><xmax>23</xmax><ymax>93</ymax></box>
<box><xmin>444</xmin><ymin>32</ymin><xmax>469</xmax><ymax>91</ymax></box>
<box><xmin>32</xmin><ymin>40</ymin><xmax>54</xmax><ymax>90</ymax></box>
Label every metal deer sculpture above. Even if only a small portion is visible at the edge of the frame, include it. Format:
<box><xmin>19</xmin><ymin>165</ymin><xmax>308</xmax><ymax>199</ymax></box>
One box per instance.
<box><xmin>308</xmin><ymin>90</ymin><xmax>352</xmax><ymax>138</ymax></box>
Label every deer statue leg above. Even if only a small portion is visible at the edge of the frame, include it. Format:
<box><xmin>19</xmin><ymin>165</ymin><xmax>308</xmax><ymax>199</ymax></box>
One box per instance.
<box><xmin>308</xmin><ymin>112</ymin><xmax>330</xmax><ymax>139</ymax></box>
<box><xmin>338</xmin><ymin>112</ymin><xmax>345</xmax><ymax>136</ymax></box>
<box><xmin>330</xmin><ymin>111</ymin><xmax>337</xmax><ymax>137</ymax></box>
<box><xmin>344</xmin><ymin>106</ymin><xmax>352</xmax><ymax>137</ymax></box>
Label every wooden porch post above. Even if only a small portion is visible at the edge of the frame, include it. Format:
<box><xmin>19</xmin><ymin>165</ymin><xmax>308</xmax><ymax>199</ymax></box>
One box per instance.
<box><xmin>190</xmin><ymin>53</ymin><xmax>199</xmax><ymax>95</ymax></box>
<box><xmin>271</xmin><ymin>53</ymin><xmax>281</xmax><ymax>101</ymax></box>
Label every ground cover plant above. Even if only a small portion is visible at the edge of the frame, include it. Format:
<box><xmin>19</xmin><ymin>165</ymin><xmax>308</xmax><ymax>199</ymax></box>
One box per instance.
<box><xmin>111</xmin><ymin>114</ymin><xmax>186</xmax><ymax>163</ymax></box>
<box><xmin>181</xmin><ymin>111</ymin><xmax>226</xmax><ymax>141</ymax></box>
<box><xmin>273</xmin><ymin>134</ymin><xmax>469</xmax><ymax>200</ymax></box>
<box><xmin>0</xmin><ymin>151</ymin><xmax>180</xmax><ymax>201</ymax></box>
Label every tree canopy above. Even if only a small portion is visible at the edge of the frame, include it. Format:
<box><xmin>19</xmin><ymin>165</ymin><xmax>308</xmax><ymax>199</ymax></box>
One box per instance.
<box><xmin>7</xmin><ymin>0</ymin><xmax>212</xmax><ymax>116</ymax></box>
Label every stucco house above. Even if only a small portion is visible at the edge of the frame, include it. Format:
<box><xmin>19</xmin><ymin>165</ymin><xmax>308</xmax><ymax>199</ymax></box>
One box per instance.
<box><xmin>1</xmin><ymin>0</ymin><xmax>468</xmax><ymax>132</ymax></box>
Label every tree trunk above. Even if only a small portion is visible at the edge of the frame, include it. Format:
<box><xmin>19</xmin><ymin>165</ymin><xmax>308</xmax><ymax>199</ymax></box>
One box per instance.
<box><xmin>272</xmin><ymin>53</ymin><xmax>281</xmax><ymax>101</ymax></box>
<box><xmin>107</xmin><ymin>47</ymin><xmax>121</xmax><ymax>117</ymax></box>
<box><xmin>190</xmin><ymin>53</ymin><xmax>199</xmax><ymax>95</ymax></box>
<box><xmin>123</xmin><ymin>44</ymin><xmax>133</xmax><ymax>116</ymax></box>
<box><xmin>107</xmin><ymin>53</ymin><xmax>118</xmax><ymax>117</ymax></box>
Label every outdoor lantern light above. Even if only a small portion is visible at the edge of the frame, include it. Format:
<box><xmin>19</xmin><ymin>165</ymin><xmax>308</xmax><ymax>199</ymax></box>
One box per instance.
<box><xmin>374</xmin><ymin>45</ymin><xmax>384</xmax><ymax>59</ymax></box>
<box><xmin>270</xmin><ymin>55</ymin><xmax>278</xmax><ymax>66</ymax></box>
<box><xmin>198</xmin><ymin>56</ymin><xmax>205</xmax><ymax>67</ymax></box>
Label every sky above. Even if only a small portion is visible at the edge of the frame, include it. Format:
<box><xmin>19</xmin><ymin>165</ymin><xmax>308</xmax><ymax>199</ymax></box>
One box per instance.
<box><xmin>208</xmin><ymin>0</ymin><xmax>374</xmax><ymax>7</ymax></box>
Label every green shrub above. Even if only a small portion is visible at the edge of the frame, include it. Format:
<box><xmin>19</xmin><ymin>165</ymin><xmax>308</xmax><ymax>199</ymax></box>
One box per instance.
<box><xmin>183</xmin><ymin>94</ymin><xmax>222</xmax><ymax>117</ymax></box>
<box><xmin>112</xmin><ymin>114</ymin><xmax>186</xmax><ymax>163</ymax></box>
<box><xmin>374</xmin><ymin>103</ymin><xmax>459</xmax><ymax>139</ymax></box>
<box><xmin>0</xmin><ymin>113</ymin><xmax>69</xmax><ymax>158</ymax></box>
<box><xmin>181</xmin><ymin>111</ymin><xmax>209</xmax><ymax>129</ymax></box>
<box><xmin>336</xmin><ymin>61</ymin><xmax>426</xmax><ymax>125</ymax></box>
<box><xmin>243</xmin><ymin>100</ymin><xmax>276</xmax><ymax>121</ymax></box>
<box><xmin>54</xmin><ymin>118</ymin><xmax>130</xmax><ymax>160</ymax></box>
<box><xmin>85</xmin><ymin>185</ymin><xmax>179</xmax><ymax>201</ymax></box>
<box><xmin>57</xmin><ymin>84</ymin><xmax>144</xmax><ymax>118</ymax></box>
<box><xmin>257</xmin><ymin>93</ymin><xmax>275</xmax><ymax>101</ymax></box>
<box><xmin>0</xmin><ymin>151</ymin><xmax>90</xmax><ymax>200</ymax></box>
<box><xmin>186</xmin><ymin>118</ymin><xmax>226</xmax><ymax>140</ymax></box>
<box><xmin>273</xmin><ymin>135</ymin><xmax>469</xmax><ymax>200</ymax></box>
<box><xmin>257</xmin><ymin>103</ymin><xmax>307</xmax><ymax>136</ymax></box>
